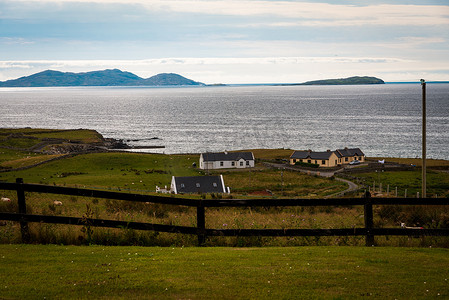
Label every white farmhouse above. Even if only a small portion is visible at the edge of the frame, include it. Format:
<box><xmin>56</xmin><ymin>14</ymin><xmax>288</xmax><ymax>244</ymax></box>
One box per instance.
<box><xmin>170</xmin><ymin>175</ymin><xmax>230</xmax><ymax>194</ymax></box>
<box><xmin>199</xmin><ymin>151</ymin><xmax>255</xmax><ymax>170</ymax></box>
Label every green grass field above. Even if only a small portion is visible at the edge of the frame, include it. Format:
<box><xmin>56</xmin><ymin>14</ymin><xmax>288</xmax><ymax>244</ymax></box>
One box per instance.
<box><xmin>0</xmin><ymin>245</ymin><xmax>448</xmax><ymax>299</ymax></box>
<box><xmin>1</xmin><ymin>128</ymin><xmax>448</xmax><ymax>247</ymax></box>
<box><xmin>0</xmin><ymin>150</ymin><xmax>348</xmax><ymax>198</ymax></box>
<box><xmin>0</xmin><ymin>152</ymin><xmax>200</xmax><ymax>191</ymax></box>
<box><xmin>0</xmin><ymin>128</ymin><xmax>103</xmax><ymax>145</ymax></box>
<box><xmin>355</xmin><ymin>170</ymin><xmax>449</xmax><ymax>198</ymax></box>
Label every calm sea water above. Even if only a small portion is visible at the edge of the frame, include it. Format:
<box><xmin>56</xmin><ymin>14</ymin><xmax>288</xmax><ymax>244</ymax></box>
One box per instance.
<box><xmin>0</xmin><ymin>84</ymin><xmax>448</xmax><ymax>159</ymax></box>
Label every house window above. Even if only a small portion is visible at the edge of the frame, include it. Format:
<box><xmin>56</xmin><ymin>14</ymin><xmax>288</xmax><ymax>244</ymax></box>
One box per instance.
<box><xmin>240</xmin><ymin>161</ymin><xmax>243</xmax><ymax>166</ymax></box>
<box><xmin>308</xmin><ymin>160</ymin><xmax>311</xmax><ymax>164</ymax></box>
<box><xmin>220</xmin><ymin>161</ymin><xmax>223</xmax><ymax>167</ymax></box>
<box><xmin>246</xmin><ymin>161</ymin><xmax>249</xmax><ymax>166</ymax></box>
<box><xmin>322</xmin><ymin>160</ymin><xmax>326</xmax><ymax>165</ymax></box>
<box><xmin>345</xmin><ymin>157</ymin><xmax>348</xmax><ymax>162</ymax></box>
<box><xmin>196</xmin><ymin>183</ymin><xmax>200</xmax><ymax>188</ymax></box>
<box><xmin>335</xmin><ymin>160</ymin><xmax>337</xmax><ymax>165</ymax></box>
<box><xmin>180</xmin><ymin>184</ymin><xmax>185</xmax><ymax>188</ymax></box>
<box><xmin>300</xmin><ymin>159</ymin><xmax>303</xmax><ymax>163</ymax></box>
<box><xmin>231</xmin><ymin>162</ymin><xmax>235</xmax><ymax>166</ymax></box>
<box><xmin>213</xmin><ymin>183</ymin><xmax>217</xmax><ymax>187</ymax></box>
<box><xmin>315</xmin><ymin>160</ymin><xmax>318</xmax><ymax>164</ymax></box>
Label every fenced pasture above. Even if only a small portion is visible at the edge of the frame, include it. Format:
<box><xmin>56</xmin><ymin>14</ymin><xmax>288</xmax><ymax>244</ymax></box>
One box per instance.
<box><xmin>1</xmin><ymin>178</ymin><xmax>448</xmax><ymax>247</ymax></box>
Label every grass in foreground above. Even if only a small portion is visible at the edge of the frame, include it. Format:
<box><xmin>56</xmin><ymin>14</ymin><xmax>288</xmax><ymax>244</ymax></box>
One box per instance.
<box><xmin>0</xmin><ymin>245</ymin><xmax>448</xmax><ymax>299</ymax></box>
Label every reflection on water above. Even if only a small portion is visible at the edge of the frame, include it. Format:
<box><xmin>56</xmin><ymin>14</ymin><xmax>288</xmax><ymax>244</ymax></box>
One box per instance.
<box><xmin>0</xmin><ymin>84</ymin><xmax>448</xmax><ymax>159</ymax></box>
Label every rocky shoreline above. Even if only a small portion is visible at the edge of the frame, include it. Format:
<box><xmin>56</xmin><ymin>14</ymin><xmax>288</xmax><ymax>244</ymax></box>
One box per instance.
<box><xmin>0</xmin><ymin>129</ymin><xmax>164</xmax><ymax>156</ymax></box>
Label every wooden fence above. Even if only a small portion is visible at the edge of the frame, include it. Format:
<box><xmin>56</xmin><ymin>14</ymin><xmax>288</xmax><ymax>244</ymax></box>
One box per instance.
<box><xmin>1</xmin><ymin>178</ymin><xmax>448</xmax><ymax>246</ymax></box>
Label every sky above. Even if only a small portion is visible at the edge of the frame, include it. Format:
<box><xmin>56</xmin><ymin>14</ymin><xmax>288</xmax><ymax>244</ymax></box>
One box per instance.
<box><xmin>0</xmin><ymin>0</ymin><xmax>448</xmax><ymax>84</ymax></box>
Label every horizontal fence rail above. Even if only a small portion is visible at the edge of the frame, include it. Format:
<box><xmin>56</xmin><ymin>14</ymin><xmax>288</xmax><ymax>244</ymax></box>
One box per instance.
<box><xmin>1</xmin><ymin>178</ymin><xmax>449</xmax><ymax>246</ymax></box>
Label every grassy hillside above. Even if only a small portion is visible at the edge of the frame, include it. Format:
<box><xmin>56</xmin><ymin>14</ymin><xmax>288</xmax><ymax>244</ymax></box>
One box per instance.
<box><xmin>1</xmin><ymin>128</ymin><xmax>448</xmax><ymax>247</ymax></box>
<box><xmin>0</xmin><ymin>128</ymin><xmax>103</xmax><ymax>145</ymax></box>
<box><xmin>0</xmin><ymin>245</ymin><xmax>448</xmax><ymax>299</ymax></box>
<box><xmin>0</xmin><ymin>152</ymin><xmax>200</xmax><ymax>191</ymax></box>
<box><xmin>0</xmin><ymin>128</ymin><xmax>104</xmax><ymax>170</ymax></box>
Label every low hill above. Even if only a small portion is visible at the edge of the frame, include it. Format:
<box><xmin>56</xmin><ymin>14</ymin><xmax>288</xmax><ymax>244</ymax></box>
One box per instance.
<box><xmin>0</xmin><ymin>69</ymin><xmax>205</xmax><ymax>87</ymax></box>
<box><xmin>301</xmin><ymin>76</ymin><xmax>385</xmax><ymax>85</ymax></box>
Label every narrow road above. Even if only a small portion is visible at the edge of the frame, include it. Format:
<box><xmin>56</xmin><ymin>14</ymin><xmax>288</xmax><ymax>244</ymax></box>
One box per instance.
<box><xmin>263</xmin><ymin>162</ymin><xmax>359</xmax><ymax>197</ymax></box>
<box><xmin>263</xmin><ymin>162</ymin><xmax>338</xmax><ymax>177</ymax></box>
<box><xmin>327</xmin><ymin>177</ymin><xmax>359</xmax><ymax>198</ymax></box>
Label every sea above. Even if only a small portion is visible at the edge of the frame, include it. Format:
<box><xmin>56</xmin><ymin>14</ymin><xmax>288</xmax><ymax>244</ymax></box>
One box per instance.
<box><xmin>0</xmin><ymin>84</ymin><xmax>448</xmax><ymax>160</ymax></box>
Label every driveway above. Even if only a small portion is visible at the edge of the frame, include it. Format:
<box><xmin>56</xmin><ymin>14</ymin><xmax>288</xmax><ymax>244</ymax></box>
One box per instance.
<box><xmin>263</xmin><ymin>162</ymin><xmax>338</xmax><ymax>177</ymax></box>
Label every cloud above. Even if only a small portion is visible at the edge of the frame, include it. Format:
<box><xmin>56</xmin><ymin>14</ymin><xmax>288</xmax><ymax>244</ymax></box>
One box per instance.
<box><xmin>0</xmin><ymin>56</ymin><xmax>411</xmax><ymax>70</ymax></box>
<box><xmin>0</xmin><ymin>37</ymin><xmax>34</xmax><ymax>45</ymax></box>
<box><xmin>8</xmin><ymin>0</ymin><xmax>449</xmax><ymax>27</ymax></box>
<box><xmin>396</xmin><ymin>37</ymin><xmax>446</xmax><ymax>46</ymax></box>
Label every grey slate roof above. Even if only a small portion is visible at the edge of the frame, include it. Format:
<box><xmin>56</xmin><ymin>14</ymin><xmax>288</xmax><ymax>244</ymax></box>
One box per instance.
<box><xmin>336</xmin><ymin>148</ymin><xmax>365</xmax><ymax>157</ymax></box>
<box><xmin>290</xmin><ymin>150</ymin><xmax>335</xmax><ymax>160</ymax></box>
<box><xmin>202</xmin><ymin>152</ymin><xmax>254</xmax><ymax>162</ymax></box>
<box><xmin>173</xmin><ymin>176</ymin><xmax>226</xmax><ymax>194</ymax></box>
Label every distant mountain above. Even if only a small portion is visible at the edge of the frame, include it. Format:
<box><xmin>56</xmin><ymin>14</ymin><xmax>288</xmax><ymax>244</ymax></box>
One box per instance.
<box><xmin>0</xmin><ymin>69</ymin><xmax>205</xmax><ymax>87</ymax></box>
<box><xmin>300</xmin><ymin>76</ymin><xmax>385</xmax><ymax>85</ymax></box>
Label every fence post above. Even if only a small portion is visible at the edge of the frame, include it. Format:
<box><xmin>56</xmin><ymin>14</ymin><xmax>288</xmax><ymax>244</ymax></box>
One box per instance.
<box><xmin>16</xmin><ymin>178</ymin><xmax>29</xmax><ymax>243</ymax></box>
<box><xmin>197</xmin><ymin>201</ymin><xmax>206</xmax><ymax>246</ymax></box>
<box><xmin>364</xmin><ymin>191</ymin><xmax>375</xmax><ymax>246</ymax></box>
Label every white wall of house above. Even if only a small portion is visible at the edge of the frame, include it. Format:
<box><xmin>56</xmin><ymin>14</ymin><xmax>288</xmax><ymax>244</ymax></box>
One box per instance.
<box><xmin>170</xmin><ymin>176</ymin><xmax>177</xmax><ymax>194</ymax></box>
<box><xmin>199</xmin><ymin>154</ymin><xmax>255</xmax><ymax>170</ymax></box>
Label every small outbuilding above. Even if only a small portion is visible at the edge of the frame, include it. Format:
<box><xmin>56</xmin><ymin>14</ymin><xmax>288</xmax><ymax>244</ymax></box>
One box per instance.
<box><xmin>170</xmin><ymin>175</ymin><xmax>230</xmax><ymax>194</ymax></box>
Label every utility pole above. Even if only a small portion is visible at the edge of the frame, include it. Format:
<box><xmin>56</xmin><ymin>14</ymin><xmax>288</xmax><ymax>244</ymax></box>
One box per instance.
<box><xmin>421</xmin><ymin>79</ymin><xmax>427</xmax><ymax>198</ymax></box>
<box><xmin>281</xmin><ymin>168</ymin><xmax>284</xmax><ymax>194</ymax></box>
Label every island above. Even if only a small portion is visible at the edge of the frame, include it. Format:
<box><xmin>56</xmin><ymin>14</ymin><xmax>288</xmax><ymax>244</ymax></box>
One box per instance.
<box><xmin>277</xmin><ymin>76</ymin><xmax>385</xmax><ymax>86</ymax></box>
<box><xmin>0</xmin><ymin>69</ymin><xmax>205</xmax><ymax>87</ymax></box>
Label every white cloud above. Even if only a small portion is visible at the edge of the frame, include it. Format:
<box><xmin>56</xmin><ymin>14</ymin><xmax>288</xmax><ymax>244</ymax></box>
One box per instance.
<box><xmin>9</xmin><ymin>0</ymin><xmax>449</xmax><ymax>27</ymax></box>
<box><xmin>0</xmin><ymin>37</ymin><xmax>35</xmax><ymax>45</ymax></box>
<box><xmin>396</xmin><ymin>37</ymin><xmax>446</xmax><ymax>46</ymax></box>
<box><xmin>0</xmin><ymin>56</ymin><xmax>411</xmax><ymax>69</ymax></box>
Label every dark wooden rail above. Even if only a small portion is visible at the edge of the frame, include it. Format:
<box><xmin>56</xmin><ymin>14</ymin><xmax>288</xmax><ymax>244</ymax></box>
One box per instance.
<box><xmin>1</xmin><ymin>178</ymin><xmax>448</xmax><ymax>246</ymax></box>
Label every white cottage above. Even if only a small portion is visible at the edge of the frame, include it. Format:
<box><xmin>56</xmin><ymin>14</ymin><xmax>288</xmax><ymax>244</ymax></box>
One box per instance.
<box><xmin>170</xmin><ymin>175</ymin><xmax>230</xmax><ymax>194</ymax></box>
<box><xmin>199</xmin><ymin>151</ymin><xmax>255</xmax><ymax>170</ymax></box>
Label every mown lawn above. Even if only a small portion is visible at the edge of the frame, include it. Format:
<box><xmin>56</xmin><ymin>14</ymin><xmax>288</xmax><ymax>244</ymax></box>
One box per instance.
<box><xmin>0</xmin><ymin>245</ymin><xmax>448</xmax><ymax>299</ymax></box>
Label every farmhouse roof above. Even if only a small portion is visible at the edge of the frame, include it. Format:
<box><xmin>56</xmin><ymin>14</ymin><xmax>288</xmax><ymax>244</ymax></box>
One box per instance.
<box><xmin>201</xmin><ymin>151</ymin><xmax>254</xmax><ymax>162</ymax></box>
<box><xmin>335</xmin><ymin>148</ymin><xmax>365</xmax><ymax>157</ymax></box>
<box><xmin>290</xmin><ymin>150</ymin><xmax>335</xmax><ymax>160</ymax></box>
<box><xmin>172</xmin><ymin>175</ymin><xmax>226</xmax><ymax>194</ymax></box>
